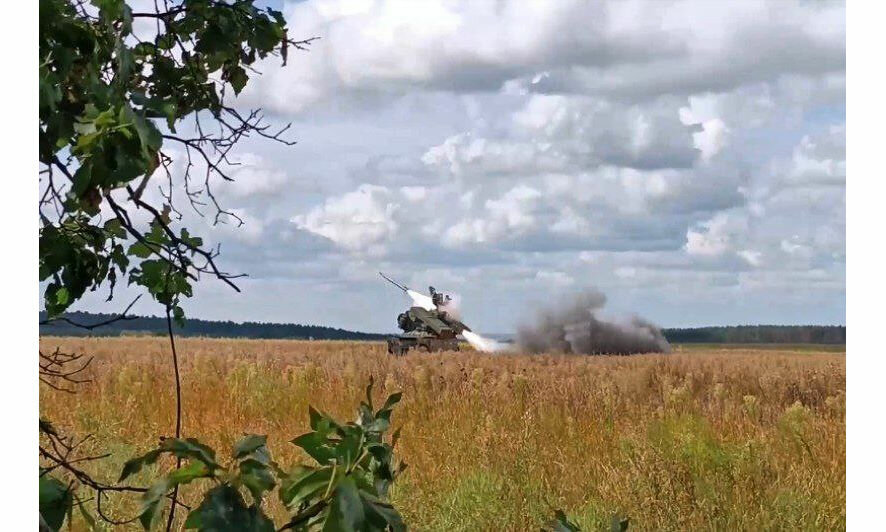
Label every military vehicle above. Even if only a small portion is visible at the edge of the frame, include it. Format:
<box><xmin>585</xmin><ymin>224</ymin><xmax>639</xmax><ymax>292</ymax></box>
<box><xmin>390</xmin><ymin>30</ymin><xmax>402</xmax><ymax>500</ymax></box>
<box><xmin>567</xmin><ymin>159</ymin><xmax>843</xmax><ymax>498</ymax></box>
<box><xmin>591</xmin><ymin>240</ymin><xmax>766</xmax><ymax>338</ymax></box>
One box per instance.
<box><xmin>380</xmin><ymin>272</ymin><xmax>472</xmax><ymax>355</ymax></box>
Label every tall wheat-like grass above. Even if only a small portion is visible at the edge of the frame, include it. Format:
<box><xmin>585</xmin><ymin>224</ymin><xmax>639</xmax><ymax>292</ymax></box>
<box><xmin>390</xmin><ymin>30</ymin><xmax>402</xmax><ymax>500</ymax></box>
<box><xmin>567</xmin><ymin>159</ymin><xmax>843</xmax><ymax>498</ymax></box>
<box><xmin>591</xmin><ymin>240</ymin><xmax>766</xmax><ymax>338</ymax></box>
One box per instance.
<box><xmin>39</xmin><ymin>337</ymin><xmax>845</xmax><ymax>531</ymax></box>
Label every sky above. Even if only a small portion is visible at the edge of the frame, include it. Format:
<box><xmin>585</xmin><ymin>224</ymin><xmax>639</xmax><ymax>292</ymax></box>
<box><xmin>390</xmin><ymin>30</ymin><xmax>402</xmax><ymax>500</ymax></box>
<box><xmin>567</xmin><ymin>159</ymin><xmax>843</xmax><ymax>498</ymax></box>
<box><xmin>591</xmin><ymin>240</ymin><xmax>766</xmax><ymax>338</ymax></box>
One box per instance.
<box><xmin>71</xmin><ymin>0</ymin><xmax>846</xmax><ymax>334</ymax></box>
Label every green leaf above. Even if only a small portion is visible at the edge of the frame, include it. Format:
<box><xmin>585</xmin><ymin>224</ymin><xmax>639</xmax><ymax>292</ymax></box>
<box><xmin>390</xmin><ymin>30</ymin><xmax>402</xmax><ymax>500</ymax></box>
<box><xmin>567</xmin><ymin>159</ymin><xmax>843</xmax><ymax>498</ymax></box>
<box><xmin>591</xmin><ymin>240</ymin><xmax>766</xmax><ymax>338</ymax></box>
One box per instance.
<box><xmin>610</xmin><ymin>514</ymin><xmax>630</xmax><ymax>532</ymax></box>
<box><xmin>267</xmin><ymin>8</ymin><xmax>286</xmax><ymax>26</ymax></box>
<box><xmin>185</xmin><ymin>485</ymin><xmax>274</xmax><ymax>531</ymax></box>
<box><xmin>138</xmin><ymin>462</ymin><xmax>211</xmax><ymax>530</ymax></box>
<box><xmin>167</xmin><ymin>460</ymin><xmax>212</xmax><ymax>485</ymax></box>
<box><xmin>39</xmin><ymin>475</ymin><xmax>72</xmax><ymax>532</ymax></box>
<box><xmin>332</xmin><ymin>428</ymin><xmax>365</xmax><ymax>468</ymax></box>
<box><xmin>162</xmin><ymin>101</ymin><xmax>178</xmax><ymax>131</ymax></box>
<box><xmin>366</xmin><ymin>443</ymin><xmax>391</xmax><ymax>464</ymax></box>
<box><xmin>238</xmin><ymin>459</ymin><xmax>276</xmax><ymax>503</ymax></box>
<box><xmin>308</xmin><ymin>406</ymin><xmax>339</xmax><ymax>432</ymax></box>
<box><xmin>55</xmin><ymin>286</ymin><xmax>70</xmax><ymax>306</ymax></box>
<box><xmin>358</xmin><ymin>403</ymin><xmax>374</xmax><ymax>427</ymax></box>
<box><xmin>110</xmin><ymin>243</ymin><xmax>130</xmax><ymax>271</ymax></box>
<box><xmin>138</xmin><ymin>479</ymin><xmax>169</xmax><ymax>530</ymax></box>
<box><xmin>183</xmin><ymin>507</ymin><xmax>204</xmax><ymax>529</ymax></box>
<box><xmin>71</xmin><ymin>162</ymin><xmax>93</xmax><ymax>197</ymax></box>
<box><xmin>226</xmin><ymin>65</ymin><xmax>249</xmax><ymax>94</ymax></box>
<box><xmin>120</xmin><ymin>438</ymin><xmax>217</xmax><ymax>485</ymax></box>
<box><xmin>361</xmin><ymin>492</ymin><xmax>406</xmax><ymax>532</ymax></box>
<box><xmin>40</xmin><ymin>418</ymin><xmax>57</xmax><ymax>436</ymax></box>
<box><xmin>290</xmin><ymin>432</ymin><xmax>336</xmax><ymax>464</ymax></box>
<box><xmin>323</xmin><ymin>477</ymin><xmax>365</xmax><ymax>532</ymax></box>
<box><xmin>364</xmin><ymin>418</ymin><xmax>390</xmax><ymax>434</ymax></box>
<box><xmin>156</xmin><ymin>32</ymin><xmax>176</xmax><ymax>50</ymax></box>
<box><xmin>233</xmin><ymin>434</ymin><xmax>267</xmax><ymax>459</ymax></box>
<box><xmin>73</xmin><ymin>120</ymin><xmax>97</xmax><ymax>136</ymax></box>
<box><xmin>278</xmin><ymin>466</ymin><xmax>332</xmax><ymax>508</ymax></box>
<box><xmin>122</xmin><ymin>103</ymin><xmax>162</xmax><ymax>154</ymax></box>
<box><xmin>544</xmin><ymin>509</ymin><xmax>582</xmax><ymax>532</ymax></box>
<box><xmin>104</xmin><ymin>218</ymin><xmax>126</xmax><ymax>239</ymax></box>
<box><xmin>128</xmin><ymin>241</ymin><xmax>154</xmax><ymax>259</ymax></box>
<box><xmin>118</xmin><ymin>449</ymin><xmax>162</xmax><ymax>482</ymax></box>
<box><xmin>39</xmin><ymin>75</ymin><xmax>62</xmax><ymax>113</ymax></box>
<box><xmin>378</xmin><ymin>392</ymin><xmax>403</xmax><ymax>415</ymax></box>
<box><xmin>94</xmin><ymin>107</ymin><xmax>117</xmax><ymax>128</ymax></box>
<box><xmin>173</xmin><ymin>305</ymin><xmax>186</xmax><ymax>327</ymax></box>
<box><xmin>364</xmin><ymin>376</ymin><xmax>375</xmax><ymax>411</ymax></box>
<box><xmin>160</xmin><ymin>437</ymin><xmax>220</xmax><ymax>469</ymax></box>
<box><xmin>115</xmin><ymin>37</ymin><xmax>135</xmax><ymax>82</ymax></box>
<box><xmin>74</xmin><ymin>493</ymin><xmax>98</xmax><ymax>531</ymax></box>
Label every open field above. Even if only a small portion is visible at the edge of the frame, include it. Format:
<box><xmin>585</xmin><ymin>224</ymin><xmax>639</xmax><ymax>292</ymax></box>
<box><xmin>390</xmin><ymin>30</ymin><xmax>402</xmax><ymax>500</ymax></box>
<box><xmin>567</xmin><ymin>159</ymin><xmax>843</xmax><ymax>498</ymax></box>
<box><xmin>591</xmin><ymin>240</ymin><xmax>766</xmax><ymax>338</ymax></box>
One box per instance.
<box><xmin>39</xmin><ymin>337</ymin><xmax>845</xmax><ymax>531</ymax></box>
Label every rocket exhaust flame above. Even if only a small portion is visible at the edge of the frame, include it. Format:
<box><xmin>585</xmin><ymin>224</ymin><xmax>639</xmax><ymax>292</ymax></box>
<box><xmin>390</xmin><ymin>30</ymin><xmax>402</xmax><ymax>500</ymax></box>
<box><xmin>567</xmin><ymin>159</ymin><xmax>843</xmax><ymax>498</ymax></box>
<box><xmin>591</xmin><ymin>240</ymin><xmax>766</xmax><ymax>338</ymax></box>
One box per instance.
<box><xmin>462</xmin><ymin>330</ymin><xmax>507</xmax><ymax>353</ymax></box>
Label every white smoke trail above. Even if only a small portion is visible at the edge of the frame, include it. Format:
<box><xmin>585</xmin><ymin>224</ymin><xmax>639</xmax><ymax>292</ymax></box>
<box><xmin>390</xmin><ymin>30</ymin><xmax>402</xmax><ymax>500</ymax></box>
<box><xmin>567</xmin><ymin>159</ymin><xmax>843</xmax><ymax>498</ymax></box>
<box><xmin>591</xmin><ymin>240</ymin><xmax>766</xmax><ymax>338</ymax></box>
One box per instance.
<box><xmin>406</xmin><ymin>289</ymin><xmax>435</xmax><ymax>311</ymax></box>
<box><xmin>462</xmin><ymin>330</ymin><xmax>507</xmax><ymax>353</ymax></box>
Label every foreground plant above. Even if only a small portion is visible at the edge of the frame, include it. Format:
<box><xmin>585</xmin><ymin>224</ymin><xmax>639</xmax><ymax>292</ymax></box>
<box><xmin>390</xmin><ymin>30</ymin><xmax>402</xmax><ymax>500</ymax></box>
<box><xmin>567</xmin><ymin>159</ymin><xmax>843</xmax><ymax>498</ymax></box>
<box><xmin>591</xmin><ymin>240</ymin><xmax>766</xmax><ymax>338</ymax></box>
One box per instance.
<box><xmin>38</xmin><ymin>0</ymin><xmax>316</xmax><ymax>527</ymax></box>
<box><xmin>114</xmin><ymin>379</ymin><xmax>406</xmax><ymax>531</ymax></box>
<box><xmin>543</xmin><ymin>509</ymin><xmax>581</xmax><ymax>532</ymax></box>
<box><xmin>541</xmin><ymin>509</ymin><xmax>629</xmax><ymax>532</ymax></box>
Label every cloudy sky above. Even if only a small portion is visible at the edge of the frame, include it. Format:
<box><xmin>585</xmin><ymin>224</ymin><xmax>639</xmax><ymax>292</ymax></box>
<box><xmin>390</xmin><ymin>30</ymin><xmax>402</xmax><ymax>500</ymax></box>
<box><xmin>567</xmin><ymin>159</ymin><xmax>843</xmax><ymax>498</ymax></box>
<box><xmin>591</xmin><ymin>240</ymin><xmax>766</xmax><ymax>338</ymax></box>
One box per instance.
<box><xmin>76</xmin><ymin>0</ymin><xmax>846</xmax><ymax>334</ymax></box>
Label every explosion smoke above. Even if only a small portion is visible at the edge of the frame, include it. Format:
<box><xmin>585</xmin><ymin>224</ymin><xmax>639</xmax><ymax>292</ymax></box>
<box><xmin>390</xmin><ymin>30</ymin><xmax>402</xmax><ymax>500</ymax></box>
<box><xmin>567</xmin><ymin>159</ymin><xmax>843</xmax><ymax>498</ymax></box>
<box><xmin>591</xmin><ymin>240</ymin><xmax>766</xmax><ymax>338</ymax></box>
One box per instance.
<box><xmin>517</xmin><ymin>289</ymin><xmax>670</xmax><ymax>355</ymax></box>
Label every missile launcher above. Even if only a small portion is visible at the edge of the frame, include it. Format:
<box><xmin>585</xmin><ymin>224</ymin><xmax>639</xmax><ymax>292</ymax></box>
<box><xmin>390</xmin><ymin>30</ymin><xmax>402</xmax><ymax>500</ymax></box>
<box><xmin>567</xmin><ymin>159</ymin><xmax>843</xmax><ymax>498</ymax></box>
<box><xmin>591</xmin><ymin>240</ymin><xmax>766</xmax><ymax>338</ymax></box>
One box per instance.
<box><xmin>380</xmin><ymin>272</ymin><xmax>471</xmax><ymax>355</ymax></box>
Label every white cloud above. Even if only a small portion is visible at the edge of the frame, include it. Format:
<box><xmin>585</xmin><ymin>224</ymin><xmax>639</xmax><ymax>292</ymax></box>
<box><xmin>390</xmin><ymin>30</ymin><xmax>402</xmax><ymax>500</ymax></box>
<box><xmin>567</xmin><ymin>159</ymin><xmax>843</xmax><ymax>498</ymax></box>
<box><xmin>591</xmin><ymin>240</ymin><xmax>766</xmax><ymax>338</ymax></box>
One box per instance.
<box><xmin>684</xmin><ymin>213</ymin><xmax>738</xmax><ymax>257</ymax></box>
<box><xmin>681</xmin><ymin>125</ymin><xmax>844</xmax><ymax>275</ymax></box>
<box><xmin>211</xmin><ymin>209</ymin><xmax>266</xmax><ymax>244</ymax></box>
<box><xmin>291</xmin><ymin>184</ymin><xmax>400</xmax><ymax>254</ymax></box>
<box><xmin>787</xmin><ymin>125</ymin><xmax>846</xmax><ymax>185</ymax></box>
<box><xmin>245</xmin><ymin>0</ymin><xmax>843</xmax><ymax>115</ymax></box>
<box><xmin>781</xmin><ymin>238</ymin><xmax>812</xmax><ymax>259</ymax></box>
<box><xmin>223</xmin><ymin>154</ymin><xmax>290</xmax><ymax>198</ymax></box>
<box><xmin>737</xmin><ymin>249</ymin><xmax>763</xmax><ymax>267</ymax></box>
<box><xmin>73</xmin><ymin>1</ymin><xmax>846</xmax><ymax>332</ymax></box>
<box><xmin>535</xmin><ymin>270</ymin><xmax>575</xmax><ymax>287</ymax></box>
<box><xmin>692</xmin><ymin>118</ymin><xmax>729</xmax><ymax>161</ymax></box>
<box><xmin>399</xmin><ymin>186</ymin><xmax>428</xmax><ymax>202</ymax></box>
<box><xmin>438</xmin><ymin>184</ymin><xmax>543</xmax><ymax>247</ymax></box>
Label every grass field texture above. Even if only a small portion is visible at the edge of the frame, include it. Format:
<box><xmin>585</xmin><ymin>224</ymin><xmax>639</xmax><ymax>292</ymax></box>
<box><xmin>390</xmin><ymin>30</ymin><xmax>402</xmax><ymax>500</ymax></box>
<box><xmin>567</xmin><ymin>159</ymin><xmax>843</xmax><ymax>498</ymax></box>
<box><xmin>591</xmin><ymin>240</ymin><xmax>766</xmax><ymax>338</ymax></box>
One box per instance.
<box><xmin>39</xmin><ymin>337</ymin><xmax>845</xmax><ymax>531</ymax></box>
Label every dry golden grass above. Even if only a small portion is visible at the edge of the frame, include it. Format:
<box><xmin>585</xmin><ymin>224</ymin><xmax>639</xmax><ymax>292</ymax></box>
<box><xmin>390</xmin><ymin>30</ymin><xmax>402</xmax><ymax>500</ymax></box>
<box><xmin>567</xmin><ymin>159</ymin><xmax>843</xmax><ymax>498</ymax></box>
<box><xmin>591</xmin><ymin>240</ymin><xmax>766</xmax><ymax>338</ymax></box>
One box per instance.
<box><xmin>39</xmin><ymin>336</ymin><xmax>845</xmax><ymax>531</ymax></box>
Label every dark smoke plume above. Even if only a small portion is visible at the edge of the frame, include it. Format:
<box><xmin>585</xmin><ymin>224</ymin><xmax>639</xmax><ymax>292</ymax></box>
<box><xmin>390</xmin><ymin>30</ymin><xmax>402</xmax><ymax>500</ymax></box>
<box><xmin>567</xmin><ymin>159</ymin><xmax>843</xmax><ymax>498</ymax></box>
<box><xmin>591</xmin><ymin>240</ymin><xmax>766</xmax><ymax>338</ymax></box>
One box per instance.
<box><xmin>517</xmin><ymin>289</ymin><xmax>670</xmax><ymax>355</ymax></box>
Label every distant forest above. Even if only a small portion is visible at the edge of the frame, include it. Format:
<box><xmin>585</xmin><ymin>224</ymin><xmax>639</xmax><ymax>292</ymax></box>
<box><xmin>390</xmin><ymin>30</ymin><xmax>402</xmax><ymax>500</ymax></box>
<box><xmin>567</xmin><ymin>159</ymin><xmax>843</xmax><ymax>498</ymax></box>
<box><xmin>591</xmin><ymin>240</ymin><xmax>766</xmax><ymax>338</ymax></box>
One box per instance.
<box><xmin>664</xmin><ymin>325</ymin><xmax>845</xmax><ymax>344</ymax></box>
<box><xmin>39</xmin><ymin>312</ymin><xmax>387</xmax><ymax>341</ymax></box>
<box><xmin>40</xmin><ymin>312</ymin><xmax>845</xmax><ymax>344</ymax></box>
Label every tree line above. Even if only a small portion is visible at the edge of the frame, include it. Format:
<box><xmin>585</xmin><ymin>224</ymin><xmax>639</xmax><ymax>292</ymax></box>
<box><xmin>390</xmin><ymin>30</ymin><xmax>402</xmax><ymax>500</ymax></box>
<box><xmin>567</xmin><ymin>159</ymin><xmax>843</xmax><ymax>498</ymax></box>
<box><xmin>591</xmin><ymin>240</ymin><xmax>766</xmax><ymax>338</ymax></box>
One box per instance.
<box><xmin>663</xmin><ymin>325</ymin><xmax>845</xmax><ymax>344</ymax></box>
<box><xmin>40</xmin><ymin>311</ymin><xmax>845</xmax><ymax>344</ymax></box>
<box><xmin>39</xmin><ymin>311</ymin><xmax>387</xmax><ymax>341</ymax></box>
